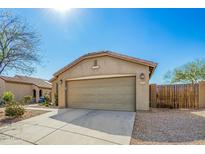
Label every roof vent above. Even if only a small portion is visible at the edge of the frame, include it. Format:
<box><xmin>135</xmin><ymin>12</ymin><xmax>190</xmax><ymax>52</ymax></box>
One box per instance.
<box><xmin>92</xmin><ymin>60</ymin><xmax>100</xmax><ymax>69</ymax></box>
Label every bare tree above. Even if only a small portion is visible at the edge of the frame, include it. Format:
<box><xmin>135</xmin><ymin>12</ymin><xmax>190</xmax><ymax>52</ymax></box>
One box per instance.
<box><xmin>0</xmin><ymin>11</ymin><xmax>41</xmax><ymax>75</ymax></box>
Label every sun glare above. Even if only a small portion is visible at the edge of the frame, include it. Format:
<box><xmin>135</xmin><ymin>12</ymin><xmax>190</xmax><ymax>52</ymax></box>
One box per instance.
<box><xmin>53</xmin><ymin>7</ymin><xmax>71</xmax><ymax>13</ymax></box>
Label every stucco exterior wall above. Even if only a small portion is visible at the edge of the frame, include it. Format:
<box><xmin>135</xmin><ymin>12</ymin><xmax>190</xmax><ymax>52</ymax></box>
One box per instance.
<box><xmin>52</xmin><ymin>55</ymin><xmax>150</xmax><ymax>110</ymax></box>
<box><xmin>42</xmin><ymin>88</ymin><xmax>52</xmax><ymax>100</ymax></box>
<box><xmin>51</xmin><ymin>80</ymin><xmax>58</xmax><ymax>104</ymax></box>
<box><xmin>59</xmin><ymin>56</ymin><xmax>148</xmax><ymax>79</ymax></box>
<box><xmin>0</xmin><ymin>81</ymin><xmax>51</xmax><ymax>102</ymax></box>
<box><xmin>5</xmin><ymin>82</ymin><xmax>33</xmax><ymax>101</ymax></box>
<box><xmin>136</xmin><ymin>72</ymin><xmax>150</xmax><ymax>110</ymax></box>
<box><xmin>0</xmin><ymin>78</ymin><xmax>6</xmax><ymax>97</ymax></box>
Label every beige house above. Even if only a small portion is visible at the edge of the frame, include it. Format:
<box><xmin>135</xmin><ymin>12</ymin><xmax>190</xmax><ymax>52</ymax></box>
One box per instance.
<box><xmin>50</xmin><ymin>51</ymin><xmax>157</xmax><ymax>111</ymax></box>
<box><xmin>0</xmin><ymin>75</ymin><xmax>52</xmax><ymax>102</ymax></box>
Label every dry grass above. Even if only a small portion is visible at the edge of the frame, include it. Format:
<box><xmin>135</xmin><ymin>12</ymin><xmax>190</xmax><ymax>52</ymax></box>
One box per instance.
<box><xmin>0</xmin><ymin>108</ymin><xmax>49</xmax><ymax>127</ymax></box>
<box><xmin>131</xmin><ymin>108</ymin><xmax>205</xmax><ymax>145</ymax></box>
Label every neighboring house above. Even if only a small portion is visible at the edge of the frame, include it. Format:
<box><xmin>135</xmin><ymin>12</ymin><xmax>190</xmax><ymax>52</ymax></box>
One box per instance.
<box><xmin>0</xmin><ymin>75</ymin><xmax>52</xmax><ymax>102</ymax></box>
<box><xmin>50</xmin><ymin>51</ymin><xmax>157</xmax><ymax>111</ymax></box>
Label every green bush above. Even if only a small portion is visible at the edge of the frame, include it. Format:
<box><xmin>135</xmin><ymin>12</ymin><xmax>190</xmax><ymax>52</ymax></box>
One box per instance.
<box><xmin>39</xmin><ymin>102</ymin><xmax>44</xmax><ymax>106</ymax></box>
<box><xmin>23</xmin><ymin>95</ymin><xmax>32</xmax><ymax>104</ymax></box>
<box><xmin>2</xmin><ymin>91</ymin><xmax>14</xmax><ymax>103</ymax></box>
<box><xmin>44</xmin><ymin>101</ymin><xmax>49</xmax><ymax>107</ymax></box>
<box><xmin>5</xmin><ymin>103</ymin><xmax>25</xmax><ymax>117</ymax></box>
<box><xmin>45</xmin><ymin>95</ymin><xmax>51</xmax><ymax>103</ymax></box>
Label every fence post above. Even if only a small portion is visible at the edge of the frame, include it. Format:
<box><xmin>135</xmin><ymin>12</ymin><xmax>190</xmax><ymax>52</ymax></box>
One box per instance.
<box><xmin>198</xmin><ymin>81</ymin><xmax>205</xmax><ymax>108</ymax></box>
<box><xmin>150</xmin><ymin>84</ymin><xmax>157</xmax><ymax>108</ymax></box>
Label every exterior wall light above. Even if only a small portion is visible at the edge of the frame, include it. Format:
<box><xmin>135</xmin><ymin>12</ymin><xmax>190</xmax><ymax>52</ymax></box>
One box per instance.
<box><xmin>139</xmin><ymin>73</ymin><xmax>145</xmax><ymax>80</ymax></box>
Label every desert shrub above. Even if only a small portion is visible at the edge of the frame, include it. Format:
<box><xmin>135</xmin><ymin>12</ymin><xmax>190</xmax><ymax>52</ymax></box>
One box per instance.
<box><xmin>2</xmin><ymin>91</ymin><xmax>14</xmax><ymax>103</ymax></box>
<box><xmin>45</xmin><ymin>95</ymin><xmax>51</xmax><ymax>103</ymax></box>
<box><xmin>44</xmin><ymin>101</ymin><xmax>49</xmax><ymax>107</ymax></box>
<box><xmin>5</xmin><ymin>103</ymin><xmax>25</xmax><ymax>117</ymax></box>
<box><xmin>43</xmin><ymin>96</ymin><xmax>50</xmax><ymax>107</ymax></box>
<box><xmin>23</xmin><ymin>95</ymin><xmax>32</xmax><ymax>104</ymax></box>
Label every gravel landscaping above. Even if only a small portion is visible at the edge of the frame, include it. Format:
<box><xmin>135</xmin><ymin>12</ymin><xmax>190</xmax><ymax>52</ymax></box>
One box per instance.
<box><xmin>0</xmin><ymin>108</ymin><xmax>49</xmax><ymax>127</ymax></box>
<box><xmin>131</xmin><ymin>108</ymin><xmax>205</xmax><ymax>145</ymax></box>
<box><xmin>26</xmin><ymin>104</ymin><xmax>58</xmax><ymax>109</ymax></box>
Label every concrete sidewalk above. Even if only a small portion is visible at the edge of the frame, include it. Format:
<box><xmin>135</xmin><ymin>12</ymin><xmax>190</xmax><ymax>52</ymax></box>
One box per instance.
<box><xmin>0</xmin><ymin>107</ymin><xmax>135</xmax><ymax>145</ymax></box>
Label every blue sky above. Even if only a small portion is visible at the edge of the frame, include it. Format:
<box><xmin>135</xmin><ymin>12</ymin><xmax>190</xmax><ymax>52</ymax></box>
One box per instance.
<box><xmin>5</xmin><ymin>9</ymin><xmax>205</xmax><ymax>83</ymax></box>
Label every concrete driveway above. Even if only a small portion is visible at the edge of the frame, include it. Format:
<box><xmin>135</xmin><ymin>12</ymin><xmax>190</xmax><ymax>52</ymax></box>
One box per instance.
<box><xmin>0</xmin><ymin>107</ymin><xmax>135</xmax><ymax>145</ymax></box>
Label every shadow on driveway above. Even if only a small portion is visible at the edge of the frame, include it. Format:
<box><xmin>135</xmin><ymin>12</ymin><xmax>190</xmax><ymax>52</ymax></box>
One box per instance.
<box><xmin>50</xmin><ymin>108</ymin><xmax>135</xmax><ymax>137</ymax></box>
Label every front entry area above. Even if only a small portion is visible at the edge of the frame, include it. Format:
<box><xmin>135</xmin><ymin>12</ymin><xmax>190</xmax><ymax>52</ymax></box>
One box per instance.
<box><xmin>66</xmin><ymin>76</ymin><xmax>136</xmax><ymax>112</ymax></box>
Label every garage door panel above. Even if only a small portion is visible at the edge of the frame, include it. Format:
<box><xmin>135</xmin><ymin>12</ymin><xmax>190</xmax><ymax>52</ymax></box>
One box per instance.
<box><xmin>69</xmin><ymin>86</ymin><xmax>135</xmax><ymax>95</ymax></box>
<box><xmin>67</xmin><ymin>77</ymin><xmax>136</xmax><ymax>111</ymax></box>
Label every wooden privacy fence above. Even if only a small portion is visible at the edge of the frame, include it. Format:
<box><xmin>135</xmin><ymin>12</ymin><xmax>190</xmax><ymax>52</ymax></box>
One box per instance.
<box><xmin>150</xmin><ymin>83</ymin><xmax>200</xmax><ymax>109</ymax></box>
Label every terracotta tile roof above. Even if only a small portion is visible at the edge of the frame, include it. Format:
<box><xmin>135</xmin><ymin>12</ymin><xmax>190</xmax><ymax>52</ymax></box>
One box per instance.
<box><xmin>52</xmin><ymin>50</ymin><xmax>158</xmax><ymax>79</ymax></box>
<box><xmin>0</xmin><ymin>75</ymin><xmax>52</xmax><ymax>89</ymax></box>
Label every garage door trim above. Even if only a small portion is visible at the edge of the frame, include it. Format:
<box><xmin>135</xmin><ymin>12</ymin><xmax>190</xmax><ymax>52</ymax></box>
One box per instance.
<box><xmin>66</xmin><ymin>74</ymin><xmax>136</xmax><ymax>82</ymax></box>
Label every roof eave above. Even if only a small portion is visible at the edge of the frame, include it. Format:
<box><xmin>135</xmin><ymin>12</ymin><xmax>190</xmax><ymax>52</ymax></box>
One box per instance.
<box><xmin>49</xmin><ymin>76</ymin><xmax>57</xmax><ymax>83</ymax></box>
<box><xmin>52</xmin><ymin>52</ymin><xmax>158</xmax><ymax>78</ymax></box>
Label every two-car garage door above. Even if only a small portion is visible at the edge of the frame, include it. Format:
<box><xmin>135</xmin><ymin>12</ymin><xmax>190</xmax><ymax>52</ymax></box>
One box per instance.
<box><xmin>66</xmin><ymin>76</ymin><xmax>136</xmax><ymax>112</ymax></box>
